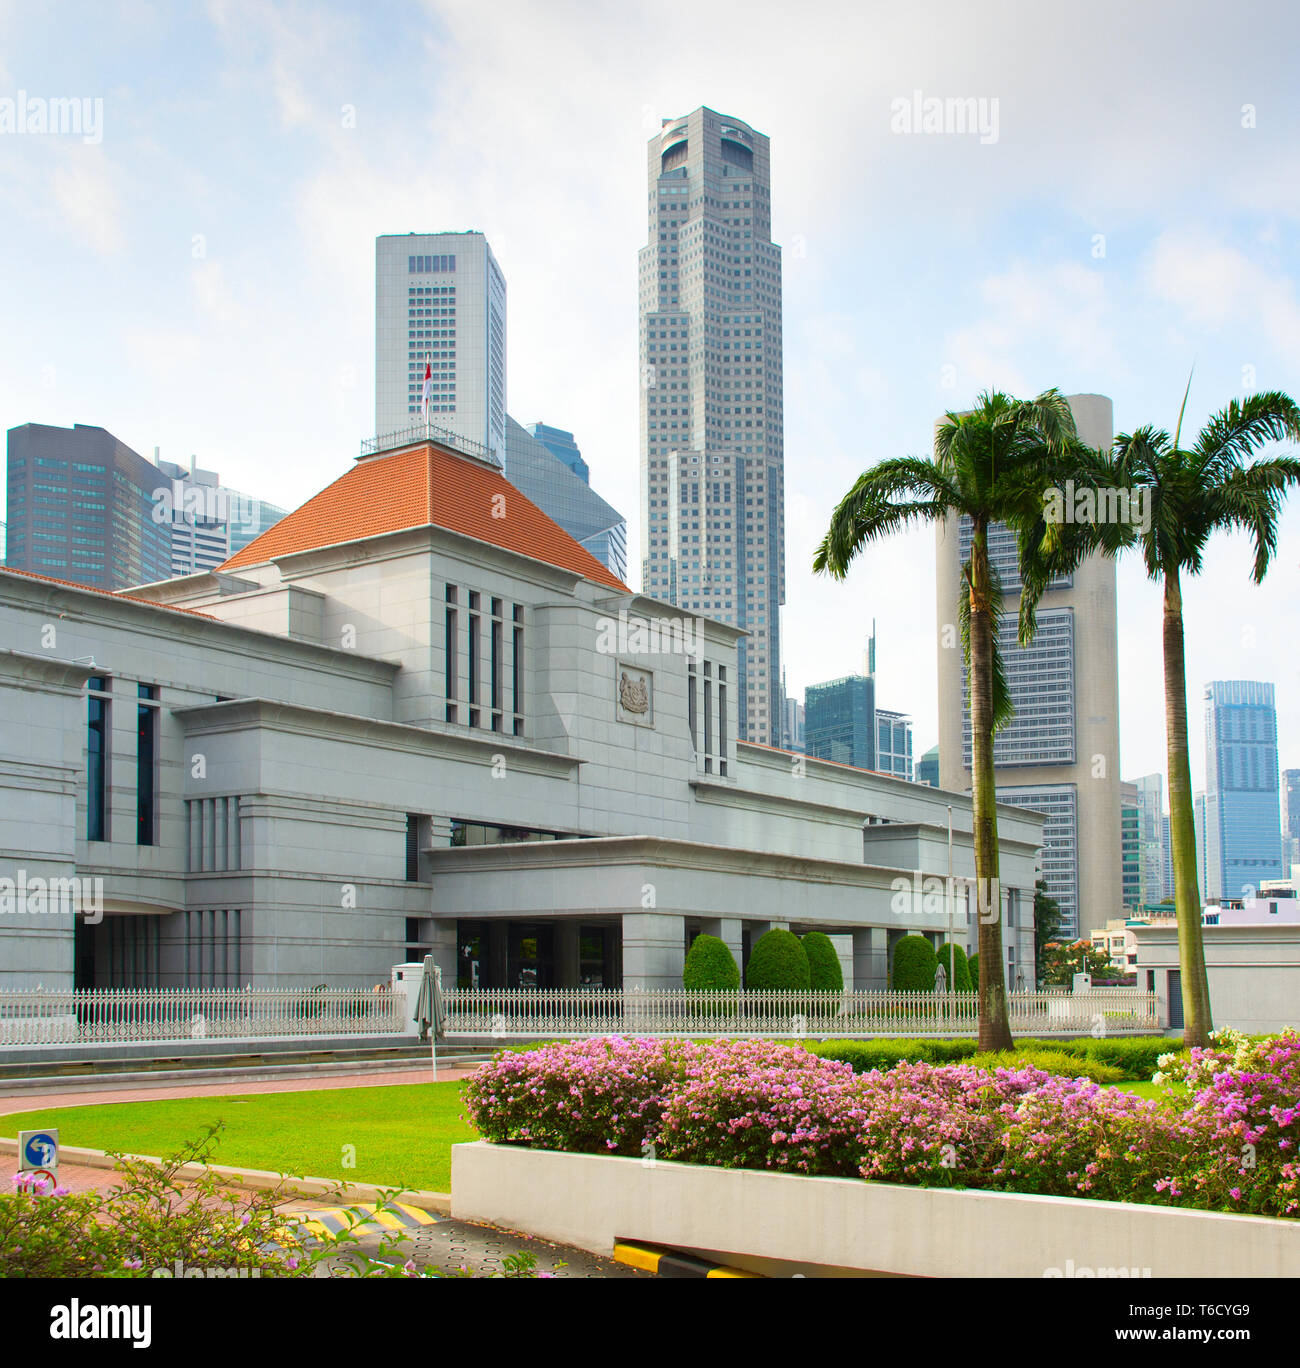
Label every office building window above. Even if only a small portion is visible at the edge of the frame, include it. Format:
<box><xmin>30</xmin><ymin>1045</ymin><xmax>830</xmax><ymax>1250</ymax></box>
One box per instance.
<box><xmin>87</xmin><ymin>676</ymin><xmax>110</xmax><ymax>841</ymax></box>
<box><xmin>137</xmin><ymin>684</ymin><xmax>159</xmax><ymax>846</ymax></box>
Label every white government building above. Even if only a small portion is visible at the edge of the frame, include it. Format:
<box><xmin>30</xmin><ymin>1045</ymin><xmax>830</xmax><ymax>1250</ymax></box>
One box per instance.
<box><xmin>0</xmin><ymin>429</ymin><xmax>1042</xmax><ymax>993</ymax></box>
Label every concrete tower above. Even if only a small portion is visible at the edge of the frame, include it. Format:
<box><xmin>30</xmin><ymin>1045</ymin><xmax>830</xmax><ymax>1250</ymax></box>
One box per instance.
<box><xmin>375</xmin><ymin>231</ymin><xmax>507</xmax><ymax>464</ymax></box>
<box><xmin>935</xmin><ymin>393</ymin><xmax>1122</xmax><ymax>940</ymax></box>
<box><xmin>638</xmin><ymin>107</ymin><xmax>785</xmax><ymax>744</ymax></box>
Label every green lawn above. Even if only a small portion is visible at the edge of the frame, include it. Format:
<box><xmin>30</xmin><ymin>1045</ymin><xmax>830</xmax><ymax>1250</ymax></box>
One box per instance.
<box><xmin>3</xmin><ymin>1081</ymin><xmax>478</xmax><ymax>1195</ymax></box>
<box><xmin>1110</xmin><ymin>1080</ymin><xmax>1166</xmax><ymax>1100</ymax></box>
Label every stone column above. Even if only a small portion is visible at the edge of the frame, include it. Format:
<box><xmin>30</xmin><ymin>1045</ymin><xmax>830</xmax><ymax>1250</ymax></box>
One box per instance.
<box><xmin>553</xmin><ymin>920</ymin><xmax>581</xmax><ymax>988</ymax></box>
<box><xmin>428</xmin><ymin>917</ymin><xmax>458</xmax><ymax>986</ymax></box>
<box><xmin>621</xmin><ymin>912</ymin><xmax>686</xmax><ymax>990</ymax></box>
<box><xmin>852</xmin><ymin>928</ymin><xmax>888</xmax><ymax>990</ymax></box>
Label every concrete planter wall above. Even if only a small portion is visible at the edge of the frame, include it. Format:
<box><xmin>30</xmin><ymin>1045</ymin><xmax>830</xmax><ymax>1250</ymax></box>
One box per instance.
<box><xmin>451</xmin><ymin>1141</ymin><xmax>1300</xmax><ymax>1278</ymax></box>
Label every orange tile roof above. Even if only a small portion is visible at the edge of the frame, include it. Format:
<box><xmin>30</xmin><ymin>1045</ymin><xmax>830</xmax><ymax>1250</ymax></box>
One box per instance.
<box><xmin>220</xmin><ymin>441</ymin><xmax>629</xmax><ymax>592</ymax></box>
<box><xmin>0</xmin><ymin>565</ymin><xmax>216</xmax><ymax>619</ymax></box>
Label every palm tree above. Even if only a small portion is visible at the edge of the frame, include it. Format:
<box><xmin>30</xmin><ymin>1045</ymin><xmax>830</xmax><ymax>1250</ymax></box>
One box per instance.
<box><xmin>815</xmin><ymin>389</ymin><xmax>1110</xmax><ymax>1050</ymax></box>
<box><xmin>1108</xmin><ymin>387</ymin><xmax>1300</xmax><ymax>1048</ymax></box>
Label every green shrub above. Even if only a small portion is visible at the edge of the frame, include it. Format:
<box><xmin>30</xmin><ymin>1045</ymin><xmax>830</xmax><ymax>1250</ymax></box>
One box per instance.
<box><xmin>744</xmin><ymin>928</ymin><xmax>811</xmax><ymax>990</ymax></box>
<box><xmin>801</xmin><ymin>932</ymin><xmax>844</xmax><ymax>991</ymax></box>
<box><xmin>969</xmin><ymin>1048</ymin><xmax>1125</xmax><ymax>1085</ymax></box>
<box><xmin>0</xmin><ymin>1123</ymin><xmax>525</xmax><ymax>1279</ymax></box>
<box><xmin>1016</xmin><ymin>1036</ymin><xmax>1181</xmax><ymax>1082</ymax></box>
<box><xmin>805</xmin><ymin>1038</ymin><xmax>979</xmax><ymax>1072</ymax></box>
<box><xmin>967</xmin><ymin>953</ymin><xmax>979</xmax><ymax>985</ymax></box>
<box><xmin>890</xmin><ymin>935</ymin><xmax>937</xmax><ymax>991</ymax></box>
<box><xmin>683</xmin><ymin>933</ymin><xmax>741</xmax><ymax>991</ymax></box>
<box><xmin>936</xmin><ymin>942</ymin><xmax>973</xmax><ymax>992</ymax></box>
<box><xmin>806</xmin><ymin>1035</ymin><xmax>1179</xmax><ymax>1082</ymax></box>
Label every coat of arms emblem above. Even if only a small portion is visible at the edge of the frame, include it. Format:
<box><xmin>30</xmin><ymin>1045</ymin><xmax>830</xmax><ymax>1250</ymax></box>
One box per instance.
<box><xmin>618</xmin><ymin>670</ymin><xmax>650</xmax><ymax>715</ymax></box>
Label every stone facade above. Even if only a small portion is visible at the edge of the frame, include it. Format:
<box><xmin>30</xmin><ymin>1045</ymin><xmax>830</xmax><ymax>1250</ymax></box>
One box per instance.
<box><xmin>0</xmin><ymin>435</ymin><xmax>1041</xmax><ymax>992</ymax></box>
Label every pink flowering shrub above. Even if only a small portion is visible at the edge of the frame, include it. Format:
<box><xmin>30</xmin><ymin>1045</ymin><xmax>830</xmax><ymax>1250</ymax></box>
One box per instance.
<box><xmin>463</xmin><ymin>1036</ymin><xmax>706</xmax><ymax>1155</ymax></box>
<box><xmin>854</xmin><ymin>1062</ymin><xmax>1048</xmax><ymax>1187</ymax></box>
<box><xmin>657</xmin><ymin>1040</ymin><xmax>868</xmax><ymax>1174</ymax></box>
<box><xmin>992</xmin><ymin>1075</ymin><xmax>1166</xmax><ymax>1201</ymax></box>
<box><xmin>1150</xmin><ymin>1029</ymin><xmax>1300</xmax><ymax>1217</ymax></box>
<box><xmin>463</xmin><ymin>1034</ymin><xmax>1300</xmax><ymax>1218</ymax></box>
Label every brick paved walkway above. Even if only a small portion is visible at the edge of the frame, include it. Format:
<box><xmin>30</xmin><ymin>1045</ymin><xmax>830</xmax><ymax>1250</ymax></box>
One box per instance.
<box><xmin>0</xmin><ymin>1063</ymin><xmax>479</xmax><ymax>1116</ymax></box>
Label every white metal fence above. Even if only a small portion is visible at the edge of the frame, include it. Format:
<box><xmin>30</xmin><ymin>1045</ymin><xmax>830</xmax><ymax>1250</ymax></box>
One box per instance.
<box><xmin>0</xmin><ymin>987</ymin><xmax>407</xmax><ymax>1046</ymax></box>
<box><xmin>442</xmin><ymin>986</ymin><xmax>1160</xmax><ymax>1038</ymax></box>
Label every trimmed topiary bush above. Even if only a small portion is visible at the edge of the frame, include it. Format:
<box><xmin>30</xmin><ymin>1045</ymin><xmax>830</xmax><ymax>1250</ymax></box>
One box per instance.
<box><xmin>682</xmin><ymin>933</ymin><xmax>741</xmax><ymax>992</ymax></box>
<box><xmin>891</xmin><ymin>935</ymin><xmax>937</xmax><ymax>991</ymax></box>
<box><xmin>801</xmin><ymin>932</ymin><xmax>844</xmax><ymax>992</ymax></box>
<box><xmin>967</xmin><ymin>953</ymin><xmax>979</xmax><ymax>986</ymax></box>
<box><xmin>745</xmin><ymin>928</ymin><xmax>811</xmax><ymax>991</ymax></box>
<box><xmin>936</xmin><ymin>942</ymin><xmax>973</xmax><ymax>992</ymax></box>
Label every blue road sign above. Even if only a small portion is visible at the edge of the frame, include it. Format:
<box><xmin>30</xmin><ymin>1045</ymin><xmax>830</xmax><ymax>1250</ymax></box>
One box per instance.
<box><xmin>18</xmin><ymin>1128</ymin><xmax>58</xmax><ymax>1173</ymax></box>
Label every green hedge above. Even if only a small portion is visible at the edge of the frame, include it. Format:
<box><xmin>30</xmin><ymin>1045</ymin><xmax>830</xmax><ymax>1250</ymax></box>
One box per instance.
<box><xmin>801</xmin><ymin>932</ymin><xmax>844</xmax><ymax>992</ymax></box>
<box><xmin>805</xmin><ymin>1035</ymin><xmax>1177</xmax><ymax>1081</ymax></box>
<box><xmin>969</xmin><ymin>1048</ymin><xmax>1125</xmax><ymax>1085</ymax></box>
<box><xmin>1016</xmin><ymin>1036</ymin><xmax>1182</xmax><ymax>1082</ymax></box>
<box><xmin>967</xmin><ymin>953</ymin><xmax>979</xmax><ymax>985</ymax></box>
<box><xmin>805</xmin><ymin>1038</ymin><xmax>979</xmax><ymax>1072</ymax></box>
<box><xmin>890</xmin><ymin>935</ymin><xmax>937</xmax><ymax>990</ymax></box>
<box><xmin>683</xmin><ymin>934</ymin><xmax>740</xmax><ymax>991</ymax></box>
<box><xmin>936</xmin><ymin>942</ymin><xmax>973</xmax><ymax>992</ymax></box>
<box><xmin>745</xmin><ymin>929</ymin><xmax>811</xmax><ymax>991</ymax></box>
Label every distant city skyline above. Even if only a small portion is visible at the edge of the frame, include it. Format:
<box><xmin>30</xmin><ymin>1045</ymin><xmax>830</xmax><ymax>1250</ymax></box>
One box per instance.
<box><xmin>1</xmin><ymin>2</ymin><xmax>1298</xmax><ymax>791</ymax></box>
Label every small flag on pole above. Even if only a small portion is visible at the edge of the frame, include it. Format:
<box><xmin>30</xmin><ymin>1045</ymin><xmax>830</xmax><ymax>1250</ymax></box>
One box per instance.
<box><xmin>420</xmin><ymin>361</ymin><xmax>432</xmax><ymax>422</ymax></box>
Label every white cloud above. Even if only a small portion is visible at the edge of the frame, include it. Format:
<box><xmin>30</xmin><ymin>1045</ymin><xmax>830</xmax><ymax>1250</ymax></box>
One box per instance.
<box><xmin>943</xmin><ymin>261</ymin><xmax>1115</xmax><ymax>398</ymax></box>
<box><xmin>48</xmin><ymin>146</ymin><xmax>125</xmax><ymax>255</ymax></box>
<box><xmin>1146</xmin><ymin>230</ymin><xmax>1300</xmax><ymax>357</ymax></box>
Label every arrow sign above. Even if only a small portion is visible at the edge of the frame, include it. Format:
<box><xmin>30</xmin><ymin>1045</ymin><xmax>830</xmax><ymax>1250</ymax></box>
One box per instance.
<box><xmin>18</xmin><ymin>1128</ymin><xmax>58</xmax><ymax>1175</ymax></box>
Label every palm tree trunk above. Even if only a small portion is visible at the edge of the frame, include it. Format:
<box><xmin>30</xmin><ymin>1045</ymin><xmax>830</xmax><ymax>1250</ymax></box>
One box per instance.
<box><xmin>967</xmin><ymin>524</ymin><xmax>1013</xmax><ymax>1050</ymax></box>
<box><xmin>1162</xmin><ymin>568</ymin><xmax>1213</xmax><ymax>1046</ymax></box>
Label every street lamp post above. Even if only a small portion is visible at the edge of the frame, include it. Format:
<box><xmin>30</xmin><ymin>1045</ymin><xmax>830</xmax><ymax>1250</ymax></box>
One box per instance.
<box><xmin>947</xmin><ymin>805</ymin><xmax>955</xmax><ymax>1028</ymax></box>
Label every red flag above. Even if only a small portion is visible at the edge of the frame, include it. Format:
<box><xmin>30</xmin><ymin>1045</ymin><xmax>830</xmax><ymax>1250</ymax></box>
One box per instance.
<box><xmin>421</xmin><ymin>361</ymin><xmax>432</xmax><ymax>420</ymax></box>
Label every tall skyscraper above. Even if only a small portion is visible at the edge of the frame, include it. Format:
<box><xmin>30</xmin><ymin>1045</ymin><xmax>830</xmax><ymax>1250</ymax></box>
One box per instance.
<box><xmin>1281</xmin><ymin>768</ymin><xmax>1300</xmax><ymax>872</ymax></box>
<box><xmin>525</xmin><ymin>423</ymin><xmax>589</xmax><ymax>483</ymax></box>
<box><xmin>780</xmin><ymin>692</ymin><xmax>805</xmax><ymax>754</ymax></box>
<box><xmin>1193</xmin><ymin>795</ymin><xmax>1207</xmax><ymax>895</ymax></box>
<box><xmin>153</xmin><ymin>457</ymin><xmax>287</xmax><ymax>577</ymax></box>
<box><xmin>1203</xmin><ymin>680</ymin><xmax>1283</xmax><ymax>900</ymax></box>
<box><xmin>805</xmin><ymin>674</ymin><xmax>875</xmax><ymax>770</ymax></box>
<box><xmin>1121</xmin><ymin>781</ymin><xmax>1142</xmax><ymax>909</ymax></box>
<box><xmin>503</xmin><ymin>418</ymin><xmax>628</xmax><ymax>581</ymax></box>
<box><xmin>805</xmin><ymin>629</ymin><xmax>911</xmax><ymax>778</ymax></box>
<box><xmin>5</xmin><ymin>423</ymin><xmax>172</xmax><ymax>589</ymax></box>
<box><xmin>915</xmin><ymin>745</ymin><xmax>940</xmax><ymax>787</ymax></box>
<box><xmin>638</xmin><ymin>107</ymin><xmax>785</xmax><ymax>744</ymax></box>
<box><xmin>1130</xmin><ymin>773</ymin><xmax>1168</xmax><ymax>906</ymax></box>
<box><xmin>375</xmin><ymin>232</ymin><xmax>507</xmax><ymax>464</ymax></box>
<box><xmin>936</xmin><ymin>394</ymin><xmax>1122</xmax><ymax>941</ymax></box>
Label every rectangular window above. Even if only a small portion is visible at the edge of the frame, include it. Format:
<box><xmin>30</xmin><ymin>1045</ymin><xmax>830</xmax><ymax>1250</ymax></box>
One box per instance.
<box><xmin>136</xmin><ymin>684</ymin><xmax>158</xmax><ymax>846</ymax></box>
<box><xmin>87</xmin><ymin>676</ymin><xmax>110</xmax><ymax>841</ymax></box>
<box><xmin>512</xmin><ymin>605</ymin><xmax>524</xmax><ymax>735</ymax></box>
<box><xmin>406</xmin><ymin>815</ymin><xmax>421</xmax><ymax>882</ymax></box>
<box><xmin>491</xmin><ymin>616</ymin><xmax>503</xmax><ymax>725</ymax></box>
<box><xmin>688</xmin><ymin>662</ymin><xmax>698</xmax><ymax>751</ymax></box>
<box><xmin>719</xmin><ymin>680</ymin><xmax>728</xmax><ymax>776</ymax></box>
<box><xmin>703</xmin><ymin>674</ymin><xmax>713</xmax><ymax>774</ymax></box>
<box><xmin>445</xmin><ymin>604</ymin><xmax>458</xmax><ymax>699</ymax></box>
<box><xmin>468</xmin><ymin>608</ymin><xmax>480</xmax><ymax>726</ymax></box>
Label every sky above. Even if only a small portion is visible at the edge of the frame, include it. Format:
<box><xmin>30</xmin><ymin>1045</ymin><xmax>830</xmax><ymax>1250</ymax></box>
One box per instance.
<box><xmin>1</xmin><ymin>0</ymin><xmax>1298</xmax><ymax>794</ymax></box>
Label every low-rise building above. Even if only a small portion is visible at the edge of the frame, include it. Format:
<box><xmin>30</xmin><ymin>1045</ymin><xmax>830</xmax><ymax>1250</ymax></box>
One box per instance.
<box><xmin>0</xmin><ymin>430</ymin><xmax>1043</xmax><ymax>993</ymax></box>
